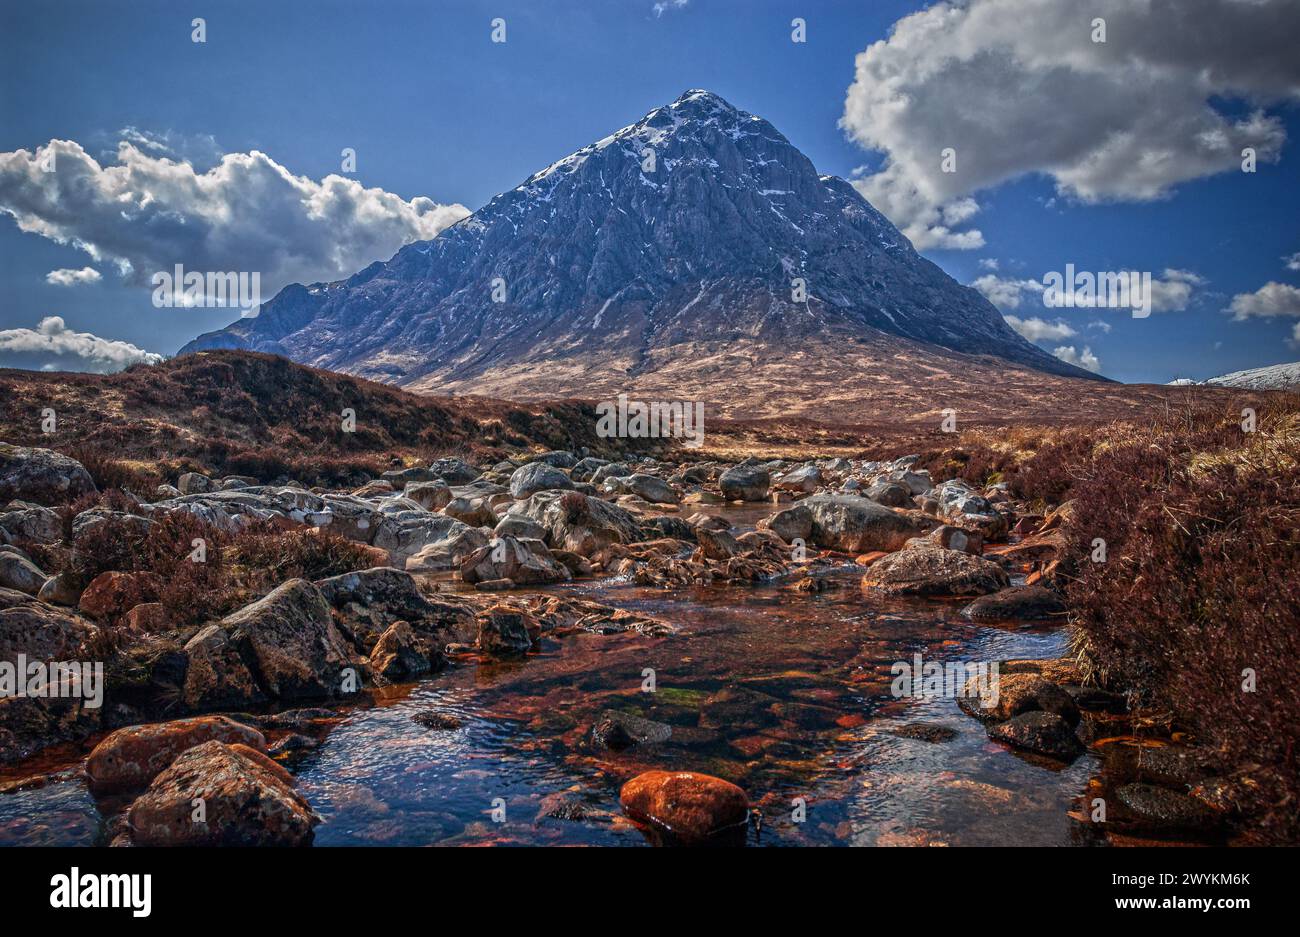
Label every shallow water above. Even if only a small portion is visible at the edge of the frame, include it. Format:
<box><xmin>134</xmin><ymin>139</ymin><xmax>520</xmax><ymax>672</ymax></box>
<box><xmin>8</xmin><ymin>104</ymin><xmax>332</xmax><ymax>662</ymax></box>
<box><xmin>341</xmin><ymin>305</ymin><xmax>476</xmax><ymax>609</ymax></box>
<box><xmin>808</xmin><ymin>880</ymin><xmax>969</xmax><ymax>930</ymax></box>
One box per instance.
<box><xmin>0</xmin><ymin>505</ymin><xmax>1101</xmax><ymax>847</ymax></box>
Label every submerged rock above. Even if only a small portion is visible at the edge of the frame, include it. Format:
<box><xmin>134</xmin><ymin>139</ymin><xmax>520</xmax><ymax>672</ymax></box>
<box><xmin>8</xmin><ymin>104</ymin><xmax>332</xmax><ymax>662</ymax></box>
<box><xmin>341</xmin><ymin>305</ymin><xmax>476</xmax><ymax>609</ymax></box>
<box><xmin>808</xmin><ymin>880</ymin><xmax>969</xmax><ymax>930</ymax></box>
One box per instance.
<box><xmin>620</xmin><ymin>770</ymin><xmax>749</xmax><ymax>842</ymax></box>
<box><xmin>962</xmin><ymin>585</ymin><xmax>1067</xmax><ymax>622</ymax></box>
<box><xmin>590</xmin><ymin>710</ymin><xmax>673</xmax><ymax>751</ymax></box>
<box><xmin>987</xmin><ymin>711</ymin><xmax>1084</xmax><ymax>761</ymax></box>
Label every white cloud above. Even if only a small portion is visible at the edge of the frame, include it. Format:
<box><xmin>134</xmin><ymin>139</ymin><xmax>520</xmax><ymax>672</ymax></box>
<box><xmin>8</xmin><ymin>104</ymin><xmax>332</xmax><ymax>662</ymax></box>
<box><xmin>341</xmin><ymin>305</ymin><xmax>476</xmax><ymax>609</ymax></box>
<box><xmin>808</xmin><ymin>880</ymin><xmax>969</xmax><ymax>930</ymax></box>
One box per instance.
<box><xmin>841</xmin><ymin>0</ymin><xmax>1299</xmax><ymax>249</ymax></box>
<box><xmin>653</xmin><ymin>0</ymin><xmax>688</xmax><ymax>16</ymax></box>
<box><xmin>45</xmin><ymin>266</ymin><xmax>101</xmax><ymax>287</ymax></box>
<box><xmin>1284</xmin><ymin>252</ymin><xmax>1300</xmax><ymax>272</ymax></box>
<box><xmin>972</xmin><ymin>274</ymin><xmax>1043</xmax><ymax>310</ymax></box>
<box><xmin>1052</xmin><ymin>345</ymin><xmax>1102</xmax><ymax>374</ymax></box>
<box><xmin>1003</xmin><ymin>314</ymin><xmax>1077</xmax><ymax>342</ymax></box>
<box><xmin>0</xmin><ymin>138</ymin><xmax>471</xmax><ymax>304</ymax></box>
<box><xmin>978</xmin><ymin>258</ymin><xmax>999</xmax><ymax>271</ymax></box>
<box><xmin>0</xmin><ymin>316</ymin><xmax>163</xmax><ymax>373</ymax></box>
<box><xmin>1227</xmin><ymin>281</ymin><xmax>1300</xmax><ymax>320</ymax></box>
<box><xmin>1088</xmin><ymin>320</ymin><xmax>1113</xmax><ymax>334</ymax></box>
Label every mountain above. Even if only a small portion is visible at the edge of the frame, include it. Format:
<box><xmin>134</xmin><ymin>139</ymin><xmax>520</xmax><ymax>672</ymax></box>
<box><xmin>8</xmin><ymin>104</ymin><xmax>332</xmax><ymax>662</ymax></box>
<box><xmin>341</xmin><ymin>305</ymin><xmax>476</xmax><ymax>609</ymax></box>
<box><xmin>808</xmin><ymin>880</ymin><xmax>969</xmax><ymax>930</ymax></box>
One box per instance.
<box><xmin>1169</xmin><ymin>362</ymin><xmax>1300</xmax><ymax>391</ymax></box>
<box><xmin>183</xmin><ymin>89</ymin><xmax>1104</xmax><ymax>417</ymax></box>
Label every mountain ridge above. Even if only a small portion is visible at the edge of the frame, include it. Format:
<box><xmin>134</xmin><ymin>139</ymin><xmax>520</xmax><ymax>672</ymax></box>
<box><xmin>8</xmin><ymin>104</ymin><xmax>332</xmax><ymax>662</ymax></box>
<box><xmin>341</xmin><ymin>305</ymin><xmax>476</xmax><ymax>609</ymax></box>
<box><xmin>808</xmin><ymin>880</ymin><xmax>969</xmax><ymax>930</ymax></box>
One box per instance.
<box><xmin>183</xmin><ymin>89</ymin><xmax>1105</xmax><ymax>413</ymax></box>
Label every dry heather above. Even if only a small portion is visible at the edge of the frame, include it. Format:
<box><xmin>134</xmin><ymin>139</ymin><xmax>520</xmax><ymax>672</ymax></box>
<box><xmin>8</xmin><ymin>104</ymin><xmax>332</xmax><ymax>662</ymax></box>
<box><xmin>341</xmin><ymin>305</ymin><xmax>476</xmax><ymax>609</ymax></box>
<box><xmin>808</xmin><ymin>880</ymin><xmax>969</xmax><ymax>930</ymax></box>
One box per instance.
<box><xmin>916</xmin><ymin>395</ymin><xmax>1300</xmax><ymax>842</ymax></box>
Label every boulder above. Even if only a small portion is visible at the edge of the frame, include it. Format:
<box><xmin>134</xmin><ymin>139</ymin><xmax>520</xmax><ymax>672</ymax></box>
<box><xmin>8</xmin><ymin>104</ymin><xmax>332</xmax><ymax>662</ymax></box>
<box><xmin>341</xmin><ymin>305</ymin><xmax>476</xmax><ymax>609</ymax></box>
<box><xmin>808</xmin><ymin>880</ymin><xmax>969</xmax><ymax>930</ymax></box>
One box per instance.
<box><xmin>570</xmin><ymin>457</ymin><xmax>609</xmax><ymax>482</ymax></box>
<box><xmin>962</xmin><ymin>585</ymin><xmax>1067</xmax><ymax>622</ymax></box>
<box><xmin>0</xmin><ymin>444</ymin><xmax>96</xmax><ymax>505</ymax></box>
<box><xmin>619</xmin><ymin>770</ymin><xmax>749</xmax><ymax>842</ymax></box>
<box><xmin>0</xmin><ymin>552</ymin><xmax>47</xmax><ymax>596</ymax></box>
<box><xmin>531</xmin><ymin>450</ymin><xmax>578</xmax><ymax>469</ymax></box>
<box><xmin>403</xmin><ymin>480</ymin><xmax>452</xmax><ymax>511</ymax></box>
<box><xmin>86</xmin><ymin>715</ymin><xmax>266</xmax><ymax>794</ymax></box>
<box><xmin>1115</xmin><ymin>782</ymin><xmax>1219</xmax><ymax>830</ymax></box>
<box><xmin>957</xmin><ymin>672</ymin><xmax>1080</xmax><ymax>725</ymax></box>
<box><xmin>476</xmin><ymin>605</ymin><xmax>535</xmax><ymax>656</ymax></box>
<box><xmin>509</xmin><ymin>490</ymin><xmax>643</xmax><ymax>556</ymax></box>
<box><xmin>77</xmin><ymin>570</ymin><xmax>162</xmax><ymax>621</ymax></box>
<box><xmin>441</xmin><ymin>495</ymin><xmax>497</xmax><ymax>528</ymax></box>
<box><xmin>36</xmin><ymin>572</ymin><xmax>81</xmax><ymax>607</ymax></box>
<box><xmin>386</xmin><ymin>516</ymin><xmax>489</xmax><ymax>570</ymax></box>
<box><xmin>459</xmin><ymin>536</ymin><xmax>572</xmax><ymax>586</ymax></box>
<box><xmin>316</xmin><ymin>566</ymin><xmax>477</xmax><ymax>646</ymax></box>
<box><xmin>774</xmin><ymin>465</ymin><xmax>821</xmax><ymax>493</ymax></box>
<box><xmin>221</xmin><ymin>579</ymin><xmax>358</xmax><ymax>701</ymax></box>
<box><xmin>987</xmin><ymin>711</ymin><xmax>1084</xmax><ymax>761</ymax></box>
<box><xmin>509</xmin><ymin>462</ymin><xmax>574</xmax><ymax>499</ymax></box>
<box><xmin>590</xmin><ymin>710</ymin><xmax>673</xmax><ymax>751</ymax></box>
<box><xmin>0</xmin><ymin>587</ymin><xmax>95</xmax><ymax>663</ymax></box>
<box><xmin>861</xmin><ymin>544</ymin><xmax>1008</xmax><ymax>596</ymax></box>
<box><xmin>695</xmin><ymin>527</ymin><xmax>741</xmax><ymax>561</ymax></box>
<box><xmin>804</xmin><ymin>494</ymin><xmax>930</xmax><ymax>553</ymax></box>
<box><xmin>127</xmin><ymin>740</ymin><xmax>318</xmax><ymax>846</ymax></box>
<box><xmin>760</xmin><ymin>503</ymin><xmax>813</xmax><ymax>544</ymax></box>
<box><xmin>0</xmin><ymin>504</ymin><xmax>62</xmax><ymax>543</ymax></box>
<box><xmin>426</xmin><ymin>458</ymin><xmax>481</xmax><ymax>485</ymax></box>
<box><xmin>181</xmin><ymin>624</ymin><xmax>265</xmax><ymax>711</ymax></box>
<box><xmin>369</xmin><ymin>620</ymin><xmax>433</xmax><ymax>683</ymax></box>
<box><xmin>718</xmin><ymin>464</ymin><xmax>770</xmax><ymax>501</ymax></box>
<box><xmin>864</xmin><ymin>481</ymin><xmax>911</xmax><ymax>507</ymax></box>
<box><xmin>612</xmin><ymin>474</ymin><xmax>679</xmax><ymax>505</ymax></box>
<box><xmin>381</xmin><ymin>466</ymin><xmax>439</xmax><ymax>487</ymax></box>
<box><xmin>493</xmin><ymin>515</ymin><xmax>547</xmax><ymax>540</ymax></box>
<box><xmin>176</xmin><ymin>472</ymin><xmax>213</xmax><ymax>495</ymax></box>
<box><xmin>925</xmin><ymin>524</ymin><xmax>983</xmax><ymax>555</ymax></box>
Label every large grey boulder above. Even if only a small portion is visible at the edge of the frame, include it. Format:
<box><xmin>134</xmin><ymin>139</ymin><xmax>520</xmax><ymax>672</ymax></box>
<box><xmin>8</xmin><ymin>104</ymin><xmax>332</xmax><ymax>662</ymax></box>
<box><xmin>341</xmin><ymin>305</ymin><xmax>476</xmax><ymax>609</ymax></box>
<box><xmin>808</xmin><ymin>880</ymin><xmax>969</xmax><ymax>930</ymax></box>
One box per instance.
<box><xmin>719</xmin><ymin>463</ymin><xmax>770</xmax><ymax>501</ymax></box>
<box><xmin>0</xmin><ymin>444</ymin><xmax>96</xmax><ymax>505</ymax></box>
<box><xmin>803</xmin><ymin>494</ymin><xmax>929</xmax><ymax>553</ymax></box>
<box><xmin>509</xmin><ymin>462</ymin><xmax>575</xmax><ymax>499</ymax></box>
<box><xmin>508</xmin><ymin>490</ymin><xmax>643</xmax><ymax>556</ymax></box>
<box><xmin>459</xmin><ymin>536</ymin><xmax>572</xmax><ymax>585</ymax></box>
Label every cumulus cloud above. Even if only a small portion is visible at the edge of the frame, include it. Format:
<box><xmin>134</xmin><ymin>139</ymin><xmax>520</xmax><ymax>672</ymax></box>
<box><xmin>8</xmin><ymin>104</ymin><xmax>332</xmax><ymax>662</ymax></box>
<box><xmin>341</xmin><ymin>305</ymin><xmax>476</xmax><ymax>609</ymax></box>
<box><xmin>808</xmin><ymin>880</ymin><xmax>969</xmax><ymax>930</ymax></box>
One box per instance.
<box><xmin>1003</xmin><ymin>315</ymin><xmax>1077</xmax><ymax>342</ymax></box>
<box><xmin>0</xmin><ymin>138</ymin><xmax>471</xmax><ymax>304</ymax></box>
<box><xmin>1227</xmin><ymin>281</ymin><xmax>1300</xmax><ymax>320</ymax></box>
<box><xmin>841</xmin><ymin>0</ymin><xmax>1299</xmax><ymax>249</ymax></box>
<box><xmin>1284</xmin><ymin>252</ymin><xmax>1300</xmax><ymax>272</ymax></box>
<box><xmin>1052</xmin><ymin>345</ymin><xmax>1102</xmax><ymax>373</ymax></box>
<box><xmin>0</xmin><ymin>316</ymin><xmax>163</xmax><ymax>373</ymax></box>
<box><xmin>972</xmin><ymin>274</ymin><xmax>1043</xmax><ymax>310</ymax></box>
<box><xmin>45</xmin><ymin>266</ymin><xmax>101</xmax><ymax>287</ymax></box>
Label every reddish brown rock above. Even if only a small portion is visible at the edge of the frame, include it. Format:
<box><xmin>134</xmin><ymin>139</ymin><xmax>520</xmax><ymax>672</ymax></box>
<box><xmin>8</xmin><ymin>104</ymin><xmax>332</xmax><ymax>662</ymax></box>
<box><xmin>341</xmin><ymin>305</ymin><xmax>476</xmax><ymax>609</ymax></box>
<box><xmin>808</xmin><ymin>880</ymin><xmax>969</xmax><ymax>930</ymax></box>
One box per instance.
<box><xmin>122</xmin><ymin>602</ymin><xmax>171</xmax><ymax>633</ymax></box>
<box><xmin>127</xmin><ymin>741</ymin><xmax>317</xmax><ymax>846</ymax></box>
<box><xmin>619</xmin><ymin>770</ymin><xmax>749</xmax><ymax>842</ymax></box>
<box><xmin>78</xmin><ymin>571</ymin><xmax>162</xmax><ymax>621</ymax></box>
<box><xmin>86</xmin><ymin>715</ymin><xmax>267</xmax><ymax>794</ymax></box>
<box><xmin>861</xmin><ymin>544</ymin><xmax>1008</xmax><ymax>596</ymax></box>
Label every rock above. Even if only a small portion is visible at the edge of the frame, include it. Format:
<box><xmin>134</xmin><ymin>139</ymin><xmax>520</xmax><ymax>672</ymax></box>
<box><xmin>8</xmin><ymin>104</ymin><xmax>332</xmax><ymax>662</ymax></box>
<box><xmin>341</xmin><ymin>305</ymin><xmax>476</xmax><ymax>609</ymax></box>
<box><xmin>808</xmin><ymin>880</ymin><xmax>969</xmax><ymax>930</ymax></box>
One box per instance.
<box><xmin>475</xmin><ymin>578</ymin><xmax>515</xmax><ymax>592</ymax></box>
<box><xmin>77</xmin><ymin>570</ymin><xmax>162</xmax><ymax>621</ymax></box>
<box><xmin>1137</xmin><ymin>747</ymin><xmax>1214</xmax><ymax>790</ymax></box>
<box><xmin>400</xmin><ymin>520</ymin><xmax>491</xmax><ymax>572</ymax></box>
<box><xmin>381</xmin><ymin>466</ymin><xmax>438</xmax><ymax>487</ymax></box>
<box><xmin>369</xmin><ymin>620</ymin><xmax>433</xmax><ymax>683</ymax></box>
<box><xmin>774</xmin><ymin>464</ymin><xmax>821</xmax><ymax>493</ymax></box>
<box><xmin>127</xmin><ymin>740</ymin><xmax>317</xmax><ymax>846</ymax></box>
<box><xmin>862</xmin><ymin>544</ymin><xmax>1008</xmax><ymax>596</ymax></box>
<box><xmin>176</xmin><ymin>471</ymin><xmax>213</xmax><ymax>495</ymax></box>
<box><xmin>804</xmin><ymin>494</ymin><xmax>930</xmax><ymax>553</ymax></box>
<box><xmin>614</xmin><ymin>474</ymin><xmax>679</xmax><ymax>504</ymax></box>
<box><xmin>957</xmin><ymin>672</ymin><xmax>1080</xmax><ymax>726</ymax></box>
<box><xmin>0</xmin><ymin>552</ymin><xmax>48</xmax><ymax>596</ymax></box>
<box><xmin>509</xmin><ymin>490</ymin><xmax>643</xmax><ymax>556</ymax></box>
<box><xmin>316</xmin><ymin>566</ymin><xmax>477</xmax><ymax>647</ymax></box>
<box><xmin>412</xmin><ymin>709</ymin><xmax>463</xmax><ymax>731</ymax></box>
<box><xmin>864</xmin><ymin>481</ymin><xmax>911</xmax><ymax>507</ymax></box>
<box><xmin>509</xmin><ymin>462</ymin><xmax>574</xmax><ymax>499</ymax></box>
<box><xmin>695</xmin><ymin>526</ymin><xmax>741</xmax><ymax>561</ymax></box>
<box><xmin>476</xmin><ymin>605</ymin><xmax>536</xmax><ymax>656</ymax></box>
<box><xmin>0</xmin><ymin>504</ymin><xmax>62</xmax><ymax>542</ymax></box>
<box><xmin>441</xmin><ymin>495</ymin><xmax>497</xmax><ymax>528</ymax></box>
<box><xmin>122</xmin><ymin>601</ymin><xmax>171</xmax><ymax>633</ymax></box>
<box><xmin>86</xmin><ymin>714</ymin><xmax>267</xmax><ymax>794</ymax></box>
<box><xmin>987</xmin><ymin>711</ymin><xmax>1084</xmax><ymax>761</ymax></box>
<box><xmin>925</xmin><ymin>524</ymin><xmax>983</xmax><ymax>555</ymax></box>
<box><xmin>570</xmin><ymin>457</ymin><xmax>609</xmax><ymax>482</ymax></box>
<box><xmin>889</xmin><ymin>722</ymin><xmax>958</xmax><ymax>743</ymax></box>
<box><xmin>962</xmin><ymin>585</ymin><xmax>1067</xmax><ymax>622</ymax></box>
<box><xmin>222</xmin><ymin>579</ymin><xmax>358</xmax><ymax>701</ymax></box>
<box><xmin>531</xmin><ymin>450</ymin><xmax>578</xmax><ymax>469</ymax></box>
<box><xmin>460</xmin><ymin>536</ymin><xmax>571</xmax><ymax>586</ymax></box>
<box><xmin>181</xmin><ymin>624</ymin><xmax>265</xmax><ymax>711</ymax></box>
<box><xmin>642</xmin><ymin>516</ymin><xmax>697</xmax><ymax>542</ymax></box>
<box><xmin>590</xmin><ymin>710</ymin><xmax>673</xmax><ymax>751</ymax></box>
<box><xmin>718</xmin><ymin>464</ymin><xmax>770</xmax><ymax>501</ymax></box>
<box><xmin>0</xmin><ymin>587</ymin><xmax>95</xmax><ymax>663</ymax></box>
<box><xmin>620</xmin><ymin>770</ymin><xmax>749</xmax><ymax>842</ymax></box>
<box><xmin>1115</xmin><ymin>782</ymin><xmax>1219</xmax><ymax>830</ymax></box>
<box><xmin>760</xmin><ymin>503</ymin><xmax>813</xmax><ymax>543</ymax></box>
<box><xmin>493</xmin><ymin>515</ymin><xmax>547</xmax><ymax>540</ymax></box>
<box><xmin>0</xmin><ymin>444</ymin><xmax>96</xmax><ymax>505</ymax></box>
<box><xmin>36</xmin><ymin>572</ymin><xmax>81</xmax><ymax>606</ymax></box>
<box><xmin>426</xmin><ymin>458</ymin><xmax>481</xmax><ymax>485</ymax></box>
<box><xmin>403</xmin><ymin>480</ymin><xmax>452</xmax><ymax>511</ymax></box>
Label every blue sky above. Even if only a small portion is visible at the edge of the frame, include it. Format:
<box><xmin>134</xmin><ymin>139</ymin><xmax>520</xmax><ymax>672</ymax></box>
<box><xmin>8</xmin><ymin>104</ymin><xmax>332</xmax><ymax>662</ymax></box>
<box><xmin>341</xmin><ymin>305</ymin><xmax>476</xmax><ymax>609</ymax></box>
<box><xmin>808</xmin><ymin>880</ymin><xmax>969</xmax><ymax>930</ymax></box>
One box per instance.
<box><xmin>1</xmin><ymin>0</ymin><xmax>1298</xmax><ymax>383</ymax></box>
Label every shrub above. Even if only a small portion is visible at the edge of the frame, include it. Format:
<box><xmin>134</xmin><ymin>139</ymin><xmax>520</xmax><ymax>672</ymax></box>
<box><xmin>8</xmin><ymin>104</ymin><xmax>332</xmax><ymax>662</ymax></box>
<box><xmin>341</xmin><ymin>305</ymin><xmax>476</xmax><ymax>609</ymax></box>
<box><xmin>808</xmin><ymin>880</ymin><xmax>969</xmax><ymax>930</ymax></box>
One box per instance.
<box><xmin>227</xmin><ymin>524</ymin><xmax>377</xmax><ymax>590</ymax></box>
